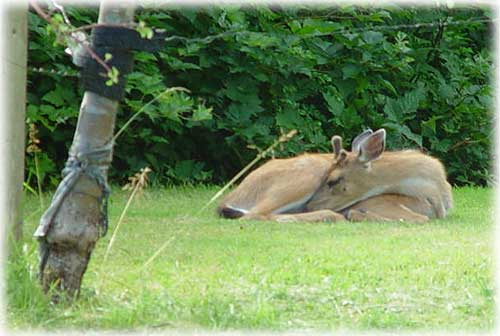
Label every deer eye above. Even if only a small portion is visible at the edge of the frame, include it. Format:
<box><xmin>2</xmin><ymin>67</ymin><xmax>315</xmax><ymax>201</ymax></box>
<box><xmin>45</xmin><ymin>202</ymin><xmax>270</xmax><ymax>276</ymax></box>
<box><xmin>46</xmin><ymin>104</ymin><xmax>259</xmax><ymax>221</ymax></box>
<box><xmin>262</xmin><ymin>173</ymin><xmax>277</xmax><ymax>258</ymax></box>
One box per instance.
<box><xmin>327</xmin><ymin>177</ymin><xmax>344</xmax><ymax>189</ymax></box>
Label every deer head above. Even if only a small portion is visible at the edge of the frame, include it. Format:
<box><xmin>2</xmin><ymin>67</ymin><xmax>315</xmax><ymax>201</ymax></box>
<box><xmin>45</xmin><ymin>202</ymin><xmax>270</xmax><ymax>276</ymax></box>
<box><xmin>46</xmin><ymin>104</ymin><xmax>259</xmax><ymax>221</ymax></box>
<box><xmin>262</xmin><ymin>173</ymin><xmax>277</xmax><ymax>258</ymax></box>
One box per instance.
<box><xmin>306</xmin><ymin>129</ymin><xmax>388</xmax><ymax>212</ymax></box>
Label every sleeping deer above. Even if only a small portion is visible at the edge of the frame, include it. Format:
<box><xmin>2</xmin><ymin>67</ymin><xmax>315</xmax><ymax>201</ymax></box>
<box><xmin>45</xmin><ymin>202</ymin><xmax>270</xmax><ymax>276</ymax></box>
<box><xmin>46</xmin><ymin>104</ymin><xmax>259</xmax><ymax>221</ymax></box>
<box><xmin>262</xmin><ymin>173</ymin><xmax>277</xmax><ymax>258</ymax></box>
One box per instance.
<box><xmin>218</xmin><ymin>129</ymin><xmax>452</xmax><ymax>223</ymax></box>
<box><xmin>217</xmin><ymin>130</ymin><xmax>378</xmax><ymax>222</ymax></box>
<box><xmin>306</xmin><ymin>129</ymin><xmax>453</xmax><ymax>222</ymax></box>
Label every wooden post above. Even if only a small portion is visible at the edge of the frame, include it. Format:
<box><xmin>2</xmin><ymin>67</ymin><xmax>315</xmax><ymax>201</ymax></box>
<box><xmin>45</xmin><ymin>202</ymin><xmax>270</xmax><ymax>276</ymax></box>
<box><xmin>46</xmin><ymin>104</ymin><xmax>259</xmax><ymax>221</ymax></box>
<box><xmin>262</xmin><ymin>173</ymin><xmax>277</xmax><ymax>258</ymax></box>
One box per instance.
<box><xmin>0</xmin><ymin>3</ymin><xmax>28</xmax><ymax>243</ymax></box>
<box><xmin>35</xmin><ymin>1</ymin><xmax>136</xmax><ymax>299</ymax></box>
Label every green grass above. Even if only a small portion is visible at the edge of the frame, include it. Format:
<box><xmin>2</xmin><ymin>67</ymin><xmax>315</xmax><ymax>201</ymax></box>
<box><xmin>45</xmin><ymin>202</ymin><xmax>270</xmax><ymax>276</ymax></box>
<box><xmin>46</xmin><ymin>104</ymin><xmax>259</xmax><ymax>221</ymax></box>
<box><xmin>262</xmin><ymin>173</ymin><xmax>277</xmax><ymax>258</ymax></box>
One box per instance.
<box><xmin>6</xmin><ymin>186</ymin><xmax>494</xmax><ymax>332</ymax></box>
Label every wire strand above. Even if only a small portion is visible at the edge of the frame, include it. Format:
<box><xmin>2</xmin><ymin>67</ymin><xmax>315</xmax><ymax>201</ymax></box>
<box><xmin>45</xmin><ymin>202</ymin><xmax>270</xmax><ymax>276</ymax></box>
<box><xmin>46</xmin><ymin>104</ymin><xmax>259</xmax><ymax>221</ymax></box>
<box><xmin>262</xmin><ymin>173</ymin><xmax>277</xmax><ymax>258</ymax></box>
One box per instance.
<box><xmin>26</xmin><ymin>16</ymin><xmax>496</xmax><ymax>78</ymax></box>
<box><xmin>161</xmin><ymin>17</ymin><xmax>497</xmax><ymax>44</ymax></box>
<box><xmin>28</xmin><ymin>67</ymin><xmax>79</xmax><ymax>77</ymax></box>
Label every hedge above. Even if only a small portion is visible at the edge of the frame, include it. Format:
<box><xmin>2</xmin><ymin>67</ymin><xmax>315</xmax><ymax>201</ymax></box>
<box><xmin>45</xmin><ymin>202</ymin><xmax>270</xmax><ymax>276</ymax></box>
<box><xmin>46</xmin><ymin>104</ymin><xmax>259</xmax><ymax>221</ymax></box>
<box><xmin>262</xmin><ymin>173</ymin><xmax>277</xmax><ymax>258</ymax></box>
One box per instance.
<box><xmin>26</xmin><ymin>4</ymin><xmax>494</xmax><ymax>187</ymax></box>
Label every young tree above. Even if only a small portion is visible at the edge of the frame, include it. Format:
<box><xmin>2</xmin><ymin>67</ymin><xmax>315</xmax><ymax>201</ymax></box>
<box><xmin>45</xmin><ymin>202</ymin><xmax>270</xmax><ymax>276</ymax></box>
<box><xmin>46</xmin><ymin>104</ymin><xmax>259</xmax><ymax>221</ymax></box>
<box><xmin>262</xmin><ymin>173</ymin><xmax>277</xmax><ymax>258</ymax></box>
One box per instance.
<box><xmin>33</xmin><ymin>1</ymin><xmax>136</xmax><ymax>300</ymax></box>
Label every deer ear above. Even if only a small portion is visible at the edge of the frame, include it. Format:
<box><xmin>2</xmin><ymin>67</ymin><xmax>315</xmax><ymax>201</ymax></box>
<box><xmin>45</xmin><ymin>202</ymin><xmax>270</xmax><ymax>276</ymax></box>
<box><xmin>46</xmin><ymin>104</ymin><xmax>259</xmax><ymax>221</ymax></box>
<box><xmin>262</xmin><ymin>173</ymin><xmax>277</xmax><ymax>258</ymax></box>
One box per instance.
<box><xmin>331</xmin><ymin>135</ymin><xmax>343</xmax><ymax>159</ymax></box>
<box><xmin>358</xmin><ymin>129</ymin><xmax>386</xmax><ymax>163</ymax></box>
<box><xmin>351</xmin><ymin>129</ymin><xmax>373</xmax><ymax>153</ymax></box>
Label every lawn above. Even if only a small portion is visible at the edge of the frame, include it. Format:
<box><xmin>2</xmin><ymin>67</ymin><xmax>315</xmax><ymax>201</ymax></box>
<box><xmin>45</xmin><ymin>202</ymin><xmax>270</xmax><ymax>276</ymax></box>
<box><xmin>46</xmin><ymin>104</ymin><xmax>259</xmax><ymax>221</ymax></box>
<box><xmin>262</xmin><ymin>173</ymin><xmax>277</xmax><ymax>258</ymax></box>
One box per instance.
<box><xmin>6</xmin><ymin>186</ymin><xmax>495</xmax><ymax>332</ymax></box>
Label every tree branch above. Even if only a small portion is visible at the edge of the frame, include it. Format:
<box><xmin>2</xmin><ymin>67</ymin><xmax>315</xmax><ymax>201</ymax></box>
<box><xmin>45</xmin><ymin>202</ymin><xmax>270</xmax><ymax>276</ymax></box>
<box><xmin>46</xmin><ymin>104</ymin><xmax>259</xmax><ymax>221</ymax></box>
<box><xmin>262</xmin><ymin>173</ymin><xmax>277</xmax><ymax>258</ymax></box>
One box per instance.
<box><xmin>68</xmin><ymin>22</ymin><xmax>137</xmax><ymax>34</ymax></box>
<box><xmin>29</xmin><ymin>0</ymin><xmax>112</xmax><ymax>74</ymax></box>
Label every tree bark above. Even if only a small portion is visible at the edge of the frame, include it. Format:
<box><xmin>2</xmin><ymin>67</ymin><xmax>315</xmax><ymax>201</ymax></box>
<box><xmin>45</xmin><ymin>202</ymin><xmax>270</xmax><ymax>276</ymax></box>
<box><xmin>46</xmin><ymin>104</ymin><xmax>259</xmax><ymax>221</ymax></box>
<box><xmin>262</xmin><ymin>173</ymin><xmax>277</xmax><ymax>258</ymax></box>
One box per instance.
<box><xmin>35</xmin><ymin>2</ymin><xmax>136</xmax><ymax>300</ymax></box>
<box><xmin>0</xmin><ymin>4</ymin><xmax>28</xmax><ymax>242</ymax></box>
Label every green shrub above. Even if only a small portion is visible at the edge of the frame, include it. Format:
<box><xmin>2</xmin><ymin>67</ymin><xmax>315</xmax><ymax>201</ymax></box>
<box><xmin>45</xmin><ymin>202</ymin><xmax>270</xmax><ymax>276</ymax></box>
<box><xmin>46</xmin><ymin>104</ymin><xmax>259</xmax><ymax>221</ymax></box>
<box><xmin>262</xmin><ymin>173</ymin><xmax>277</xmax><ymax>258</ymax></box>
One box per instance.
<box><xmin>26</xmin><ymin>5</ymin><xmax>493</xmax><ymax>186</ymax></box>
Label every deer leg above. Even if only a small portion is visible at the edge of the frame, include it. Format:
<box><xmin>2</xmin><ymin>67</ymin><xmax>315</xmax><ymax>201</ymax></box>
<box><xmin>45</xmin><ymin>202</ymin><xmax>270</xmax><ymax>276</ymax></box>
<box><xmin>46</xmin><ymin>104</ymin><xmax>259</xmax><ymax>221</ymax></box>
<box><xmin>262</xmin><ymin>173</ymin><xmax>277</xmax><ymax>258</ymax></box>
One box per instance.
<box><xmin>346</xmin><ymin>206</ymin><xmax>428</xmax><ymax>223</ymax></box>
<box><xmin>346</xmin><ymin>194</ymin><xmax>430</xmax><ymax>223</ymax></box>
<box><xmin>345</xmin><ymin>209</ymin><xmax>391</xmax><ymax>222</ymax></box>
<box><xmin>239</xmin><ymin>201</ymin><xmax>286</xmax><ymax>221</ymax></box>
<box><xmin>410</xmin><ymin>184</ymin><xmax>446</xmax><ymax>218</ymax></box>
<box><xmin>241</xmin><ymin>193</ymin><xmax>315</xmax><ymax>221</ymax></box>
<box><xmin>242</xmin><ymin>209</ymin><xmax>345</xmax><ymax>223</ymax></box>
<box><xmin>270</xmin><ymin>210</ymin><xmax>346</xmax><ymax>223</ymax></box>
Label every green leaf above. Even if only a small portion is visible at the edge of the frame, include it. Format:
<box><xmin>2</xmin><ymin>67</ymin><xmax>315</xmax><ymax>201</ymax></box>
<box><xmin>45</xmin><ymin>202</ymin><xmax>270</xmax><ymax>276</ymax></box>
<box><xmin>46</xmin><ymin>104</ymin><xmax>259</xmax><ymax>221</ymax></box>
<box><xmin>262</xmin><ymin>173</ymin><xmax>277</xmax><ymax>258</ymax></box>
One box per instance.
<box><xmin>322</xmin><ymin>90</ymin><xmax>344</xmax><ymax>117</ymax></box>
<box><xmin>342</xmin><ymin>64</ymin><xmax>361</xmax><ymax>79</ymax></box>
<box><xmin>163</xmin><ymin>55</ymin><xmax>201</xmax><ymax>71</ymax></box>
<box><xmin>339</xmin><ymin>106</ymin><xmax>363</xmax><ymax>129</ymax></box>
<box><xmin>157</xmin><ymin>91</ymin><xmax>194</xmax><ymax>121</ymax></box>
<box><xmin>296</xmin><ymin>19</ymin><xmax>342</xmax><ymax>35</ymax></box>
<box><xmin>383</xmin><ymin>122</ymin><xmax>422</xmax><ymax>147</ymax></box>
<box><xmin>276</xmin><ymin>108</ymin><xmax>304</xmax><ymax>127</ymax></box>
<box><xmin>106</xmin><ymin>67</ymin><xmax>120</xmax><ymax>86</ymax></box>
<box><xmin>42</xmin><ymin>90</ymin><xmax>65</xmax><ymax>107</ymax></box>
<box><xmin>145</xmin><ymin>153</ymin><xmax>160</xmax><ymax>171</ymax></box>
<box><xmin>168</xmin><ymin>160</ymin><xmax>211</xmax><ymax>183</ymax></box>
<box><xmin>431</xmin><ymin>138</ymin><xmax>452</xmax><ymax>152</ymax></box>
<box><xmin>136</xmin><ymin>21</ymin><xmax>154</xmax><ymax>39</ymax></box>
<box><xmin>26</xmin><ymin>104</ymin><xmax>39</xmax><ymax>118</ymax></box>
<box><xmin>192</xmin><ymin>104</ymin><xmax>213</xmax><ymax>121</ymax></box>
<box><xmin>362</xmin><ymin>31</ymin><xmax>384</xmax><ymax>44</ymax></box>
<box><xmin>383</xmin><ymin>85</ymin><xmax>427</xmax><ymax>122</ymax></box>
<box><xmin>40</xmin><ymin>104</ymin><xmax>56</xmax><ymax>116</ymax></box>
<box><xmin>226</xmin><ymin>102</ymin><xmax>262</xmax><ymax>124</ymax></box>
<box><xmin>379</xmin><ymin>78</ymin><xmax>398</xmax><ymax>96</ymax></box>
<box><xmin>335</xmin><ymin>80</ymin><xmax>356</xmax><ymax>99</ymax></box>
<box><xmin>422</xmin><ymin>115</ymin><xmax>445</xmax><ymax>135</ymax></box>
<box><xmin>401</xmin><ymin>126</ymin><xmax>422</xmax><ymax>147</ymax></box>
<box><xmin>241</xmin><ymin>32</ymin><xmax>278</xmax><ymax>48</ymax></box>
<box><xmin>222</xmin><ymin>77</ymin><xmax>261</xmax><ymax>105</ymax></box>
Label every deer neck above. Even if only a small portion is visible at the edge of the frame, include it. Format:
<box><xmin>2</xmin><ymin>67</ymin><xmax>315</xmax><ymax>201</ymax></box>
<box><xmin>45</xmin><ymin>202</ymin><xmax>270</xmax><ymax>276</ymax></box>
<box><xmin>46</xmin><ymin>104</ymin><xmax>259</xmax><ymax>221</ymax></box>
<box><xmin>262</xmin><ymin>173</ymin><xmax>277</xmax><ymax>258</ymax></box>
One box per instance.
<box><xmin>362</xmin><ymin>153</ymin><xmax>426</xmax><ymax>198</ymax></box>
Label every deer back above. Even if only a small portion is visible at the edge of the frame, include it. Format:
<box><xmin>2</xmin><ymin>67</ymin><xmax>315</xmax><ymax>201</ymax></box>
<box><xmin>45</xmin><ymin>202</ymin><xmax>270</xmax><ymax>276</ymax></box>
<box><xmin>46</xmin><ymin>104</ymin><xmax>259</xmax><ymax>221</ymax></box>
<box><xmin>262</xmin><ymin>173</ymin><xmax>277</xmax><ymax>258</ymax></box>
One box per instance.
<box><xmin>218</xmin><ymin>153</ymin><xmax>333</xmax><ymax>218</ymax></box>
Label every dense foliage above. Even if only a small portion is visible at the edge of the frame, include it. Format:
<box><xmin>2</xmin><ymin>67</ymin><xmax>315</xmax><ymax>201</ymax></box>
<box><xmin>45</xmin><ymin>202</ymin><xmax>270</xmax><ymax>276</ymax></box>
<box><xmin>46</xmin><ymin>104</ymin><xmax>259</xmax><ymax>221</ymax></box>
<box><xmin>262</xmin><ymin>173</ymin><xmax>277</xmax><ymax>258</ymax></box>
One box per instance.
<box><xmin>26</xmin><ymin>5</ymin><xmax>494</xmax><ymax>187</ymax></box>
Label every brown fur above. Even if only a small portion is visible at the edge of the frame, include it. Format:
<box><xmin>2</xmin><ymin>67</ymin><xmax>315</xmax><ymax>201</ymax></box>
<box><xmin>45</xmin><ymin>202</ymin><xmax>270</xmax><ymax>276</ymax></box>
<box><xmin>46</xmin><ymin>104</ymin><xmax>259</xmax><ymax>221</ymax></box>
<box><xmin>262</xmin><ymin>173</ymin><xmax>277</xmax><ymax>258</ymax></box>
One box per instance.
<box><xmin>218</xmin><ymin>153</ymin><xmax>333</xmax><ymax>219</ymax></box>
<box><xmin>307</xmin><ymin>151</ymin><xmax>453</xmax><ymax>219</ymax></box>
<box><xmin>218</xmin><ymin>129</ymin><xmax>452</xmax><ymax>223</ymax></box>
<box><xmin>346</xmin><ymin>194</ymin><xmax>433</xmax><ymax>223</ymax></box>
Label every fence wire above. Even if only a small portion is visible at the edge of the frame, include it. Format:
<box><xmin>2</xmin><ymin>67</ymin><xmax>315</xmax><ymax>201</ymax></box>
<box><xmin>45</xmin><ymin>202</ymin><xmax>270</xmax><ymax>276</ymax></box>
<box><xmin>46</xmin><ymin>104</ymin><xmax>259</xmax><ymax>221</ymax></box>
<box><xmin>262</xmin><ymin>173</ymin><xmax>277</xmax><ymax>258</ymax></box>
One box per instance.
<box><xmin>162</xmin><ymin>17</ymin><xmax>496</xmax><ymax>44</ymax></box>
<box><xmin>28</xmin><ymin>16</ymin><xmax>496</xmax><ymax>78</ymax></box>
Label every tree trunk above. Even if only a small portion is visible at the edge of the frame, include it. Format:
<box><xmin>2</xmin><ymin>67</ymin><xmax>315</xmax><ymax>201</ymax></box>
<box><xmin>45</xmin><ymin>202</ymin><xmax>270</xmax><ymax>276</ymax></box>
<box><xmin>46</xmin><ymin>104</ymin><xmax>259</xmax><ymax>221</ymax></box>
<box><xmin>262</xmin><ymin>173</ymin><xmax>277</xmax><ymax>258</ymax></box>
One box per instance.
<box><xmin>35</xmin><ymin>2</ymin><xmax>136</xmax><ymax>300</ymax></box>
<box><xmin>0</xmin><ymin>4</ymin><xmax>28</xmax><ymax>242</ymax></box>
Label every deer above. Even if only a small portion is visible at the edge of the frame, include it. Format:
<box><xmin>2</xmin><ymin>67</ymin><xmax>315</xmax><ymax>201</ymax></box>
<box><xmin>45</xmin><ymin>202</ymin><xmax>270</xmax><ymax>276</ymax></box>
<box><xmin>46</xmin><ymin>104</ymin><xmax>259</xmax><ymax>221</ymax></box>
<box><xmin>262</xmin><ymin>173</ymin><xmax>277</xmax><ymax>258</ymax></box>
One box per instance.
<box><xmin>305</xmin><ymin>128</ymin><xmax>453</xmax><ymax>222</ymax></box>
<box><xmin>216</xmin><ymin>131</ymin><xmax>376</xmax><ymax>222</ymax></box>
<box><xmin>217</xmin><ymin>129</ymin><xmax>452</xmax><ymax>223</ymax></box>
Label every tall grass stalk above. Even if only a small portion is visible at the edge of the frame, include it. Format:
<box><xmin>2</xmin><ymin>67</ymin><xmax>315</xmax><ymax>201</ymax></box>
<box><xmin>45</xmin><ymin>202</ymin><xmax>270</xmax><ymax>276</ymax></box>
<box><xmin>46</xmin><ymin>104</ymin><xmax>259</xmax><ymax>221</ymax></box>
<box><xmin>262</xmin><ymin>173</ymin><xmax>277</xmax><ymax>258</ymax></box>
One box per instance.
<box><xmin>34</xmin><ymin>152</ymin><xmax>44</xmax><ymax>209</ymax></box>
<box><xmin>112</xmin><ymin>87</ymin><xmax>190</xmax><ymax>142</ymax></box>
<box><xmin>141</xmin><ymin>236</ymin><xmax>176</xmax><ymax>270</ymax></box>
<box><xmin>102</xmin><ymin>167</ymin><xmax>152</xmax><ymax>264</ymax></box>
<box><xmin>26</xmin><ymin>123</ymin><xmax>44</xmax><ymax>209</ymax></box>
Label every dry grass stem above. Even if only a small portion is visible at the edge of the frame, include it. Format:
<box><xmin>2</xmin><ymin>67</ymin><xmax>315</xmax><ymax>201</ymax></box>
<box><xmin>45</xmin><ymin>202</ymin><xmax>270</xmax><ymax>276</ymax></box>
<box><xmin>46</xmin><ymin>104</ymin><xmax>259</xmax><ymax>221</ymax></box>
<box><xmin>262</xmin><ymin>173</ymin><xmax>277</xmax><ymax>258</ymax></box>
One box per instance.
<box><xmin>141</xmin><ymin>236</ymin><xmax>176</xmax><ymax>270</ymax></box>
<box><xmin>103</xmin><ymin>167</ymin><xmax>152</xmax><ymax>263</ymax></box>
<box><xmin>26</xmin><ymin>123</ymin><xmax>44</xmax><ymax>209</ymax></box>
